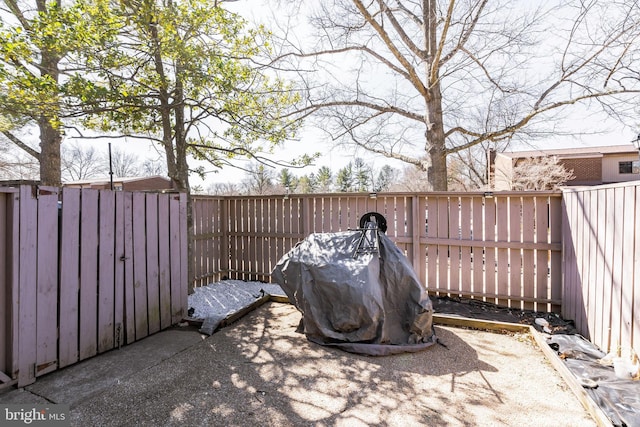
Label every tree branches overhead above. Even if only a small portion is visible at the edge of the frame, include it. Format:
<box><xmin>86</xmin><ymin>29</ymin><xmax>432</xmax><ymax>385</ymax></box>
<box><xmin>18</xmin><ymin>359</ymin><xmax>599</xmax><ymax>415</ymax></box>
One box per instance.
<box><xmin>276</xmin><ymin>0</ymin><xmax>640</xmax><ymax>189</ymax></box>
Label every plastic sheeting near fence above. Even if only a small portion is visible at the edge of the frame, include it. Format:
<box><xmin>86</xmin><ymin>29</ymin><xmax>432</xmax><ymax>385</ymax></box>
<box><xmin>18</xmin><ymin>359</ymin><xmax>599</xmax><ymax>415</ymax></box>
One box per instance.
<box><xmin>272</xmin><ymin>229</ymin><xmax>437</xmax><ymax>356</ymax></box>
<box><xmin>548</xmin><ymin>334</ymin><xmax>640</xmax><ymax>427</ymax></box>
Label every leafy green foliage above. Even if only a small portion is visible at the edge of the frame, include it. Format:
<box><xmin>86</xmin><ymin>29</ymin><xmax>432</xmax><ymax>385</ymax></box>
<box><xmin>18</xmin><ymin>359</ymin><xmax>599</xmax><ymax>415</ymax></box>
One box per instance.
<box><xmin>0</xmin><ymin>0</ymin><xmax>118</xmax><ymax>127</ymax></box>
<box><xmin>64</xmin><ymin>0</ymin><xmax>304</xmax><ymax>187</ymax></box>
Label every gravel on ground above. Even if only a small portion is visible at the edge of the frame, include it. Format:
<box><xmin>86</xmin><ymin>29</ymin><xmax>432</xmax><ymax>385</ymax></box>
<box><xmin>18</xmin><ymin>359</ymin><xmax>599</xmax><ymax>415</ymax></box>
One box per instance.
<box><xmin>71</xmin><ymin>302</ymin><xmax>596</xmax><ymax>427</ymax></box>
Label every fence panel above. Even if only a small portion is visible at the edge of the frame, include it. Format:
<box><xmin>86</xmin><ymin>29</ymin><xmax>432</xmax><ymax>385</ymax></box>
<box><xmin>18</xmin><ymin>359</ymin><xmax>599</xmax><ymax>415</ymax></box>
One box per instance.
<box><xmin>1</xmin><ymin>185</ymin><xmax>188</xmax><ymax>388</ymax></box>
<box><xmin>563</xmin><ymin>182</ymin><xmax>640</xmax><ymax>354</ymax></box>
<box><xmin>193</xmin><ymin>191</ymin><xmax>562</xmax><ymax>312</ymax></box>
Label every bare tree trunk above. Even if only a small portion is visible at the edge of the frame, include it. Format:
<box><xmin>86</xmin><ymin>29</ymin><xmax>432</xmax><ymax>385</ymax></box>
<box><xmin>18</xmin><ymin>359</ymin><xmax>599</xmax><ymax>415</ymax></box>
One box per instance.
<box><xmin>424</xmin><ymin>0</ymin><xmax>448</xmax><ymax>191</ymax></box>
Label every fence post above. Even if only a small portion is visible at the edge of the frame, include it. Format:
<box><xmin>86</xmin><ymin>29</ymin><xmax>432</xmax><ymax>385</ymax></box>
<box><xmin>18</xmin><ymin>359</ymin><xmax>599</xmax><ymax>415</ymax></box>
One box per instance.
<box><xmin>0</xmin><ymin>189</ymin><xmax>19</xmax><ymax>386</ymax></box>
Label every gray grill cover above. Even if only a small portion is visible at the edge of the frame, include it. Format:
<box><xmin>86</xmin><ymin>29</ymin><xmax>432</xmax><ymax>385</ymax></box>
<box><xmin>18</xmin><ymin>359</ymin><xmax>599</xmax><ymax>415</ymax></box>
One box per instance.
<box><xmin>271</xmin><ymin>230</ymin><xmax>436</xmax><ymax>356</ymax></box>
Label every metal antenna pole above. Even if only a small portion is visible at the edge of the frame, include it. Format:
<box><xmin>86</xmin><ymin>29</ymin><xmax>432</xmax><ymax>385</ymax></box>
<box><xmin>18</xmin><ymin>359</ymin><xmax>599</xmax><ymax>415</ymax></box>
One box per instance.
<box><xmin>108</xmin><ymin>142</ymin><xmax>114</xmax><ymax>190</ymax></box>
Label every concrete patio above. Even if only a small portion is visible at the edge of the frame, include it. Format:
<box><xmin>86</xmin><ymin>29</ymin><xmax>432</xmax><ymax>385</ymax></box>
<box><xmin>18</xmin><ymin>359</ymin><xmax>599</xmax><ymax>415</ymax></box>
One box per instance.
<box><xmin>1</xmin><ymin>302</ymin><xmax>598</xmax><ymax>426</ymax></box>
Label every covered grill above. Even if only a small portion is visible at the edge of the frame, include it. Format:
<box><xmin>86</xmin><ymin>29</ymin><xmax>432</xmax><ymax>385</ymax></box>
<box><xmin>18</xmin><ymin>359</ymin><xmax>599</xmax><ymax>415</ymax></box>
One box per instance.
<box><xmin>271</xmin><ymin>212</ymin><xmax>437</xmax><ymax>356</ymax></box>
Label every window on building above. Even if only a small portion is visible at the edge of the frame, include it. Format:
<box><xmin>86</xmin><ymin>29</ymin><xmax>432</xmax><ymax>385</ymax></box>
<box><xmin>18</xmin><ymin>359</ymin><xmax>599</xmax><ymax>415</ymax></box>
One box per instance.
<box><xmin>619</xmin><ymin>161</ymin><xmax>640</xmax><ymax>174</ymax></box>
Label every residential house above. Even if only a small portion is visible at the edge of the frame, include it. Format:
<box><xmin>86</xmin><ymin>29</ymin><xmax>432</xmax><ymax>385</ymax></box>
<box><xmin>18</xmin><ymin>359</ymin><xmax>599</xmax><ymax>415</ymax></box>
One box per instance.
<box><xmin>63</xmin><ymin>175</ymin><xmax>175</xmax><ymax>191</ymax></box>
<box><xmin>492</xmin><ymin>144</ymin><xmax>640</xmax><ymax>190</ymax></box>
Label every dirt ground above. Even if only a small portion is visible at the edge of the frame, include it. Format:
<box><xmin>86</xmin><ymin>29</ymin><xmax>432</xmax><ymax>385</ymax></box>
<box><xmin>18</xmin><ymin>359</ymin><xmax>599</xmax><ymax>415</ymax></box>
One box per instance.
<box><xmin>69</xmin><ymin>302</ymin><xmax>596</xmax><ymax>427</ymax></box>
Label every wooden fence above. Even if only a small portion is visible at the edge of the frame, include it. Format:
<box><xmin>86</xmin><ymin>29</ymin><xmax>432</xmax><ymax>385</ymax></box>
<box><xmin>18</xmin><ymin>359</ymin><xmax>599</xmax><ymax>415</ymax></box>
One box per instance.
<box><xmin>1</xmin><ymin>186</ymin><xmax>188</xmax><ymax>388</ymax></box>
<box><xmin>563</xmin><ymin>182</ymin><xmax>640</xmax><ymax>354</ymax></box>
<box><xmin>7</xmin><ymin>183</ymin><xmax>636</xmax><ymax>387</ymax></box>
<box><xmin>193</xmin><ymin>191</ymin><xmax>563</xmax><ymax>313</ymax></box>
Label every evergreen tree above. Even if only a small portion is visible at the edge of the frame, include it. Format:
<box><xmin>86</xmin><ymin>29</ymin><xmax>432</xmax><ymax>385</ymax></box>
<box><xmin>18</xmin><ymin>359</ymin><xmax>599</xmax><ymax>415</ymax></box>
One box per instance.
<box><xmin>315</xmin><ymin>166</ymin><xmax>332</xmax><ymax>192</ymax></box>
<box><xmin>336</xmin><ymin>162</ymin><xmax>354</xmax><ymax>192</ymax></box>
<box><xmin>374</xmin><ymin>164</ymin><xmax>398</xmax><ymax>192</ymax></box>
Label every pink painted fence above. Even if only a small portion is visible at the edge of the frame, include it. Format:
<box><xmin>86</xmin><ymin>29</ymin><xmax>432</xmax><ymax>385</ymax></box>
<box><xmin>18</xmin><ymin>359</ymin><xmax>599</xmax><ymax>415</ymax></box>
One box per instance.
<box><xmin>193</xmin><ymin>191</ymin><xmax>563</xmax><ymax>313</ymax></box>
<box><xmin>0</xmin><ymin>186</ymin><xmax>188</xmax><ymax>388</ymax></box>
<box><xmin>563</xmin><ymin>182</ymin><xmax>640</xmax><ymax>354</ymax></box>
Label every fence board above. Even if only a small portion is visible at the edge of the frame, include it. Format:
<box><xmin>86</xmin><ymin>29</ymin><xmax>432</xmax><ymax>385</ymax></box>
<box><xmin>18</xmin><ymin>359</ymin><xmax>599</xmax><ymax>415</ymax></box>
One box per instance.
<box><xmin>449</xmin><ymin>196</ymin><xmax>460</xmax><ymax>293</ymax></box>
<box><xmin>145</xmin><ymin>193</ymin><xmax>161</xmax><ymax>335</ymax></box>
<box><xmin>257</xmin><ymin>199</ymin><xmax>266</xmax><ymax>279</ymax></box>
<box><xmin>576</xmin><ymin>192</ymin><xmax>586</xmax><ymax>331</ymax></box>
<box><xmin>170</xmin><ymin>194</ymin><xmax>183</xmax><ymax>324</ymax></box>
<box><xmin>410</xmin><ymin>196</ymin><xmax>422</xmax><ymax>279</ymax></box>
<box><xmin>584</xmin><ymin>192</ymin><xmax>597</xmax><ymax>333</ymax></box>
<box><xmin>59</xmin><ymin>189</ymin><xmax>80</xmax><ymax>368</ymax></box>
<box><xmin>18</xmin><ymin>186</ymin><xmax>37</xmax><ymax>386</ymax></box>
<box><xmin>610</xmin><ymin>188</ymin><xmax>625</xmax><ymax>351</ymax></box>
<box><xmin>549</xmin><ymin>196</ymin><xmax>562</xmax><ymax>314</ymax></box>
<box><xmin>509</xmin><ymin>196</ymin><xmax>522</xmax><ymax>309</ymax></box>
<box><xmin>35</xmin><ymin>187</ymin><xmax>59</xmax><ymax>376</ymax></box>
<box><xmin>178</xmin><ymin>192</ymin><xmax>188</xmax><ymax>318</ymax></box>
<box><xmin>496</xmin><ymin>197</ymin><xmax>509</xmax><ymax>307</ymax></box>
<box><xmin>579</xmin><ymin>191</ymin><xmax>590</xmax><ymax>337</ymax></box>
<box><xmin>0</xmin><ymin>193</ymin><xmax>7</xmax><ymax>380</ymax></box>
<box><xmin>97</xmin><ymin>191</ymin><xmax>115</xmax><ymax>354</ymax></box>
<box><xmin>202</xmin><ymin>197</ymin><xmax>210</xmax><ymax>285</ymax></box>
<box><xmin>436</xmin><ymin>197</ymin><xmax>448</xmax><ymax>292</ymax></box>
<box><xmin>193</xmin><ymin>197</ymin><xmax>204</xmax><ymax>286</ymax></box>
<box><xmin>535</xmin><ymin>197</ymin><xmax>548</xmax><ymax>312</ymax></box>
<box><xmin>114</xmin><ymin>192</ymin><xmax>125</xmax><ymax>348</ymax></box>
<box><xmin>132</xmin><ymin>192</ymin><xmax>148</xmax><ymax>340</ymax></box>
<box><xmin>220</xmin><ymin>198</ymin><xmax>229</xmax><ymax>278</ymax></box>
<box><xmin>621</xmin><ymin>186</ymin><xmax>635</xmax><ymax>350</ymax></box>
<box><xmin>594</xmin><ymin>189</ymin><xmax>607</xmax><ymax>347</ymax></box>
<box><xmin>522</xmin><ymin>197</ymin><xmax>535</xmax><ymax>310</ymax></box>
<box><xmin>426</xmin><ymin>196</ymin><xmax>438</xmax><ymax>290</ymax></box>
<box><xmin>484</xmin><ymin>198</ymin><xmax>496</xmax><ymax>304</ymax></box>
<box><xmin>472</xmin><ymin>197</ymin><xmax>484</xmax><ymax>297</ymax></box>
<box><xmin>8</xmin><ymin>190</ymin><xmax>19</xmax><ymax>381</ymax></box>
<box><xmin>158</xmin><ymin>195</ymin><xmax>172</xmax><ymax>330</ymax></box>
<box><xmin>274</xmin><ymin>198</ymin><xmax>284</xmax><ymax>268</ymax></box>
<box><xmin>417</xmin><ymin>197</ymin><xmax>427</xmax><ymax>286</ymax></box>
<box><xmin>459</xmin><ymin>197</ymin><xmax>472</xmax><ymax>296</ymax></box>
<box><xmin>634</xmin><ymin>186</ymin><xmax>640</xmax><ymax>351</ymax></box>
<box><xmin>79</xmin><ymin>190</ymin><xmax>99</xmax><ymax>361</ymax></box>
<box><xmin>602</xmin><ymin>188</ymin><xmax>615</xmax><ymax>351</ymax></box>
<box><xmin>123</xmin><ymin>193</ymin><xmax>136</xmax><ymax>344</ymax></box>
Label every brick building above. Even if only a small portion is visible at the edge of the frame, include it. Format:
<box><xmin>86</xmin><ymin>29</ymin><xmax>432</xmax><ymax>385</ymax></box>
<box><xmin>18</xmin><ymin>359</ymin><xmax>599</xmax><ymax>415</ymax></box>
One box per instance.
<box><xmin>492</xmin><ymin>144</ymin><xmax>640</xmax><ymax>190</ymax></box>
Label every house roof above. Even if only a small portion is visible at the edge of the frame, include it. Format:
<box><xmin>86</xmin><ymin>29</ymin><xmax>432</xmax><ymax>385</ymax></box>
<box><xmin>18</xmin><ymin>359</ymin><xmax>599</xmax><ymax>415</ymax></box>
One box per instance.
<box><xmin>497</xmin><ymin>144</ymin><xmax>638</xmax><ymax>159</ymax></box>
<box><xmin>63</xmin><ymin>175</ymin><xmax>171</xmax><ymax>185</ymax></box>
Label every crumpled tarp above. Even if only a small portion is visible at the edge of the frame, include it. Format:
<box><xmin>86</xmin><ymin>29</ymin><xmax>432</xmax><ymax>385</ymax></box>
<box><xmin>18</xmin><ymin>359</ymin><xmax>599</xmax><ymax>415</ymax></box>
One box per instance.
<box><xmin>271</xmin><ymin>230</ymin><xmax>436</xmax><ymax>356</ymax></box>
<box><xmin>188</xmin><ymin>280</ymin><xmax>284</xmax><ymax>335</ymax></box>
<box><xmin>548</xmin><ymin>334</ymin><xmax>640</xmax><ymax>427</ymax></box>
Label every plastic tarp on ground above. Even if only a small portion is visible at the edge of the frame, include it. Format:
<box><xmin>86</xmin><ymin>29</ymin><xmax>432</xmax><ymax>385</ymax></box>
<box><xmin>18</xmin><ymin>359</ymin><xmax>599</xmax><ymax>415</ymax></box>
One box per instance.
<box><xmin>548</xmin><ymin>334</ymin><xmax>640</xmax><ymax>427</ymax></box>
<box><xmin>271</xmin><ymin>229</ymin><xmax>437</xmax><ymax>356</ymax></box>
